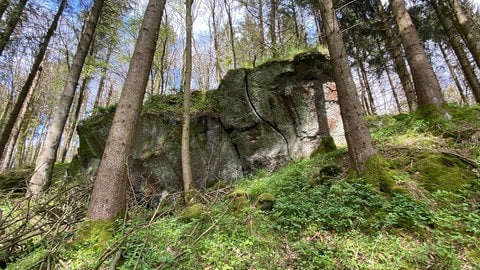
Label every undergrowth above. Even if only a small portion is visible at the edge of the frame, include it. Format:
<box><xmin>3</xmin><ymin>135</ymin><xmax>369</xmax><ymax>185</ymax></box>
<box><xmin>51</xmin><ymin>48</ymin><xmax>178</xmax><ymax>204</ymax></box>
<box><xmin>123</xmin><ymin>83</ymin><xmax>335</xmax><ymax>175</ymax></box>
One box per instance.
<box><xmin>1</xmin><ymin>104</ymin><xmax>480</xmax><ymax>269</ymax></box>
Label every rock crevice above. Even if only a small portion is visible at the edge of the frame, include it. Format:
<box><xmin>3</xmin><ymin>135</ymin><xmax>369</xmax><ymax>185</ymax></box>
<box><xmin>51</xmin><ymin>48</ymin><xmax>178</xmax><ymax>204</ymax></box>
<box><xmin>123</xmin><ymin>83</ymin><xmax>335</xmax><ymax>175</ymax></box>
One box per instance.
<box><xmin>76</xmin><ymin>52</ymin><xmax>343</xmax><ymax>201</ymax></box>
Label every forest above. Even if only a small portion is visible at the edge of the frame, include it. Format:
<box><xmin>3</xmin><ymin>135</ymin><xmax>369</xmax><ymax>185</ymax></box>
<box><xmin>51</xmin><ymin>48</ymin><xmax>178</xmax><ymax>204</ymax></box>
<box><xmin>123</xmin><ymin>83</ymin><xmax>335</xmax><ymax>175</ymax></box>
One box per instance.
<box><xmin>0</xmin><ymin>0</ymin><xmax>480</xmax><ymax>268</ymax></box>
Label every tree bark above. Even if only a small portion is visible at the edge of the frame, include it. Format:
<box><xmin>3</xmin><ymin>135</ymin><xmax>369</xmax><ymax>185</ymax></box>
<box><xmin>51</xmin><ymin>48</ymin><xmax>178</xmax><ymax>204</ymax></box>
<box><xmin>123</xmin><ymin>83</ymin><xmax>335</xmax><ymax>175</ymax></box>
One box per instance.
<box><xmin>268</xmin><ymin>0</ymin><xmax>277</xmax><ymax>57</ymax></box>
<box><xmin>446</xmin><ymin>0</ymin><xmax>480</xmax><ymax>69</ymax></box>
<box><xmin>390</xmin><ymin>0</ymin><xmax>444</xmax><ymax>108</ymax></box>
<box><xmin>258</xmin><ymin>0</ymin><xmax>266</xmax><ymax>58</ymax></box>
<box><xmin>1</xmin><ymin>68</ymin><xmax>42</xmax><ymax>172</ymax></box>
<box><xmin>87</xmin><ymin>0</ymin><xmax>166</xmax><ymax>221</ymax></box>
<box><xmin>61</xmin><ymin>76</ymin><xmax>90</xmax><ymax>162</ymax></box>
<box><xmin>0</xmin><ymin>0</ymin><xmax>27</xmax><ymax>56</ymax></box>
<box><xmin>431</xmin><ymin>0</ymin><xmax>480</xmax><ymax>103</ymax></box>
<box><xmin>0</xmin><ymin>0</ymin><xmax>9</xmax><ymax>19</ymax></box>
<box><xmin>0</xmin><ymin>0</ymin><xmax>66</xmax><ymax>161</ymax></box>
<box><xmin>224</xmin><ymin>0</ymin><xmax>237</xmax><ymax>69</ymax></box>
<box><xmin>28</xmin><ymin>0</ymin><xmax>104</xmax><ymax>198</ymax></box>
<box><xmin>182</xmin><ymin>0</ymin><xmax>194</xmax><ymax>204</ymax></box>
<box><xmin>318</xmin><ymin>0</ymin><xmax>376</xmax><ymax>173</ymax></box>
<box><xmin>438</xmin><ymin>42</ymin><xmax>468</xmax><ymax>104</ymax></box>
<box><xmin>376</xmin><ymin>0</ymin><xmax>416</xmax><ymax>111</ymax></box>
<box><xmin>94</xmin><ymin>42</ymin><xmax>114</xmax><ymax>107</ymax></box>
<box><xmin>378</xmin><ymin>44</ymin><xmax>402</xmax><ymax>113</ymax></box>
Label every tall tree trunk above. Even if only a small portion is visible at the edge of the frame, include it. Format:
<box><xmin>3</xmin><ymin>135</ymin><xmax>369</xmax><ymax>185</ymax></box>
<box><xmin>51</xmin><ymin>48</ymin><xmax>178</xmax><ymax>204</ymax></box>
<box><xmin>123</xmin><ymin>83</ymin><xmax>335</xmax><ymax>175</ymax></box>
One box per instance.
<box><xmin>431</xmin><ymin>0</ymin><xmax>480</xmax><ymax>103</ymax></box>
<box><xmin>159</xmin><ymin>12</ymin><xmax>169</xmax><ymax>95</ymax></box>
<box><xmin>182</xmin><ymin>0</ymin><xmax>194</xmax><ymax>204</ymax></box>
<box><xmin>0</xmin><ymin>0</ymin><xmax>66</xmax><ymax>160</ymax></box>
<box><xmin>378</xmin><ymin>45</ymin><xmax>402</xmax><ymax>113</ymax></box>
<box><xmin>224</xmin><ymin>0</ymin><xmax>237</xmax><ymax>69</ymax></box>
<box><xmin>268</xmin><ymin>0</ymin><xmax>277</xmax><ymax>57</ymax></box>
<box><xmin>94</xmin><ymin>43</ymin><xmax>114</xmax><ymax>107</ymax></box>
<box><xmin>356</xmin><ymin>48</ymin><xmax>376</xmax><ymax>115</ymax></box>
<box><xmin>0</xmin><ymin>0</ymin><xmax>27</xmax><ymax>56</ymax></box>
<box><xmin>446</xmin><ymin>0</ymin><xmax>480</xmax><ymax>69</ymax></box>
<box><xmin>87</xmin><ymin>0</ymin><xmax>166</xmax><ymax>221</ymax></box>
<box><xmin>0</xmin><ymin>0</ymin><xmax>9</xmax><ymax>19</ymax></box>
<box><xmin>438</xmin><ymin>42</ymin><xmax>468</xmax><ymax>104</ymax></box>
<box><xmin>356</xmin><ymin>66</ymin><xmax>371</xmax><ymax>115</ymax></box>
<box><xmin>376</xmin><ymin>0</ymin><xmax>416</xmax><ymax>111</ymax></box>
<box><xmin>318</xmin><ymin>0</ymin><xmax>376</xmax><ymax>173</ymax></box>
<box><xmin>61</xmin><ymin>76</ymin><xmax>90</xmax><ymax>162</ymax></box>
<box><xmin>258</xmin><ymin>0</ymin><xmax>266</xmax><ymax>59</ymax></box>
<box><xmin>28</xmin><ymin>0</ymin><xmax>105</xmax><ymax>198</ymax></box>
<box><xmin>313</xmin><ymin>82</ymin><xmax>336</xmax><ymax>152</ymax></box>
<box><xmin>1</xmin><ymin>68</ymin><xmax>42</xmax><ymax>172</ymax></box>
<box><xmin>390</xmin><ymin>0</ymin><xmax>444</xmax><ymax>109</ymax></box>
<box><xmin>210</xmin><ymin>0</ymin><xmax>223</xmax><ymax>83</ymax></box>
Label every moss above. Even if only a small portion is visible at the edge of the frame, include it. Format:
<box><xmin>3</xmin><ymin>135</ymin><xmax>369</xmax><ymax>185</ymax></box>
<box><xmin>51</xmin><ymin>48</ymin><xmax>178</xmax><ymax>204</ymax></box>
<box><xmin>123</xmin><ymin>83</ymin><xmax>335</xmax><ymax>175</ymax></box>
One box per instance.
<box><xmin>74</xmin><ymin>220</ymin><xmax>116</xmax><ymax>249</ymax></box>
<box><xmin>312</xmin><ymin>136</ymin><xmax>337</xmax><ymax>156</ymax></box>
<box><xmin>4</xmin><ymin>248</ymin><xmax>48</xmax><ymax>270</ymax></box>
<box><xmin>62</xmin><ymin>220</ymin><xmax>117</xmax><ymax>269</ymax></box>
<box><xmin>309</xmin><ymin>164</ymin><xmax>341</xmax><ymax>186</ymax></box>
<box><xmin>228</xmin><ymin>191</ymin><xmax>249</xmax><ymax>213</ymax></box>
<box><xmin>179</xmin><ymin>203</ymin><xmax>205</xmax><ymax>221</ymax></box>
<box><xmin>413</xmin><ymin>152</ymin><xmax>476</xmax><ymax>192</ymax></box>
<box><xmin>363</xmin><ymin>154</ymin><xmax>395</xmax><ymax>194</ymax></box>
<box><xmin>256</xmin><ymin>192</ymin><xmax>276</xmax><ymax>211</ymax></box>
<box><xmin>390</xmin><ymin>185</ymin><xmax>408</xmax><ymax>195</ymax></box>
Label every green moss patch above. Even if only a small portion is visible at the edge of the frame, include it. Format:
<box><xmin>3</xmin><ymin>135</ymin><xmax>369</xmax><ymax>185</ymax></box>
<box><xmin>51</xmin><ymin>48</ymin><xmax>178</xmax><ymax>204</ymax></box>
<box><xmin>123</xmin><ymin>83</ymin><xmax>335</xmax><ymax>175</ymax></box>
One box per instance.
<box><xmin>363</xmin><ymin>154</ymin><xmax>395</xmax><ymax>194</ymax></box>
<box><xmin>312</xmin><ymin>136</ymin><xmax>337</xmax><ymax>156</ymax></box>
<box><xmin>412</xmin><ymin>152</ymin><xmax>476</xmax><ymax>192</ymax></box>
<box><xmin>179</xmin><ymin>203</ymin><xmax>206</xmax><ymax>221</ymax></box>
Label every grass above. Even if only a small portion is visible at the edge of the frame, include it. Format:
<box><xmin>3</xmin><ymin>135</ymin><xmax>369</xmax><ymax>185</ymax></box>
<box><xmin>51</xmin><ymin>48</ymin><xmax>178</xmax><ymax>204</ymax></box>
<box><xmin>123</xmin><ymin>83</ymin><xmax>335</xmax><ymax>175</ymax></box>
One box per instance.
<box><xmin>1</xmin><ymin>104</ymin><xmax>480</xmax><ymax>269</ymax></box>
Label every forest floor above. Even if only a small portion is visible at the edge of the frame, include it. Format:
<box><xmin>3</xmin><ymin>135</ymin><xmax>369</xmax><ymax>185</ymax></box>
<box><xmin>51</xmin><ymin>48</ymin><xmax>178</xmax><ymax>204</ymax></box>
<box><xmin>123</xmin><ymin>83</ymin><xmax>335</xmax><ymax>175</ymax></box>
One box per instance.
<box><xmin>1</xmin><ymin>103</ymin><xmax>480</xmax><ymax>269</ymax></box>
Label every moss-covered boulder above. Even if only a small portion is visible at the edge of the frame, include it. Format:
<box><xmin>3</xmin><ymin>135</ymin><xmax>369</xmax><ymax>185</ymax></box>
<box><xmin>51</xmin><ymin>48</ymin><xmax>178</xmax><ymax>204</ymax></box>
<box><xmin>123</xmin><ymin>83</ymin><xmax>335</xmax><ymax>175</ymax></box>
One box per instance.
<box><xmin>77</xmin><ymin>52</ymin><xmax>342</xmax><ymax>205</ymax></box>
<box><xmin>256</xmin><ymin>192</ymin><xmax>276</xmax><ymax>211</ymax></box>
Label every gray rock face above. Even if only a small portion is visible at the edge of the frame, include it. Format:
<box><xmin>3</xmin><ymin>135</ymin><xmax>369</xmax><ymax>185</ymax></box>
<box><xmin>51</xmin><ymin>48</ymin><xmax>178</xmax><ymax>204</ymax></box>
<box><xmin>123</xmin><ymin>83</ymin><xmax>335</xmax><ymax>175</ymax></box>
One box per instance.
<box><xmin>76</xmin><ymin>52</ymin><xmax>342</xmax><ymax>202</ymax></box>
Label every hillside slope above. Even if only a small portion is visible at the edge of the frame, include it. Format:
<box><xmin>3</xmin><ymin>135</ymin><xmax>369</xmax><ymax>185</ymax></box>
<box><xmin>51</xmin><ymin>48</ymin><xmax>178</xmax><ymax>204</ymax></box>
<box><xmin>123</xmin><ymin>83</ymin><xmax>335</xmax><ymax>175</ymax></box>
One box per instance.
<box><xmin>1</xmin><ymin>104</ymin><xmax>479</xmax><ymax>269</ymax></box>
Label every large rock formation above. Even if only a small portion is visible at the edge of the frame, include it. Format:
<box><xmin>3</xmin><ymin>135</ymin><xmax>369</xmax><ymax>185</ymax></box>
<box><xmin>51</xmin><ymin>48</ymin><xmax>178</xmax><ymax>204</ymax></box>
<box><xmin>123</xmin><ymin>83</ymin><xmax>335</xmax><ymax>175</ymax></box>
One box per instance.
<box><xmin>76</xmin><ymin>52</ymin><xmax>343</xmax><ymax>203</ymax></box>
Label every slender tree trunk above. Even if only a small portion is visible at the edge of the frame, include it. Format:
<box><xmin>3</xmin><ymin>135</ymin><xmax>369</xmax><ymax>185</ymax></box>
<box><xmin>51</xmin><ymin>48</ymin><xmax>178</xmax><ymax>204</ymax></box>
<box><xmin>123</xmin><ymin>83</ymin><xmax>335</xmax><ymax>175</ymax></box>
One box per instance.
<box><xmin>313</xmin><ymin>82</ymin><xmax>336</xmax><ymax>152</ymax></box>
<box><xmin>224</xmin><ymin>0</ymin><xmax>237</xmax><ymax>69</ymax></box>
<box><xmin>390</xmin><ymin>0</ymin><xmax>444</xmax><ymax>109</ymax></box>
<box><xmin>269</xmin><ymin>0</ymin><xmax>277</xmax><ymax>57</ymax></box>
<box><xmin>438</xmin><ymin>42</ymin><xmax>468</xmax><ymax>104</ymax></box>
<box><xmin>0</xmin><ymin>0</ymin><xmax>27</xmax><ymax>56</ymax></box>
<box><xmin>210</xmin><ymin>1</ymin><xmax>223</xmax><ymax>83</ymax></box>
<box><xmin>356</xmin><ymin>66</ymin><xmax>371</xmax><ymax>115</ymax></box>
<box><xmin>291</xmin><ymin>0</ymin><xmax>300</xmax><ymax>44</ymax></box>
<box><xmin>376</xmin><ymin>0</ymin><xmax>416</xmax><ymax>111</ymax></box>
<box><xmin>357</xmin><ymin>48</ymin><xmax>376</xmax><ymax>115</ymax></box>
<box><xmin>159</xmin><ymin>13</ymin><xmax>169</xmax><ymax>95</ymax></box>
<box><xmin>378</xmin><ymin>45</ymin><xmax>402</xmax><ymax>113</ymax></box>
<box><xmin>87</xmin><ymin>0</ymin><xmax>166</xmax><ymax>221</ymax></box>
<box><xmin>0</xmin><ymin>0</ymin><xmax>66</xmax><ymax>160</ymax></box>
<box><xmin>28</xmin><ymin>0</ymin><xmax>105</xmax><ymax>198</ymax></box>
<box><xmin>431</xmin><ymin>0</ymin><xmax>480</xmax><ymax>103</ymax></box>
<box><xmin>318</xmin><ymin>0</ymin><xmax>376</xmax><ymax>173</ymax></box>
<box><xmin>94</xmin><ymin>43</ymin><xmax>114</xmax><ymax>107</ymax></box>
<box><xmin>182</xmin><ymin>0</ymin><xmax>194</xmax><ymax>204</ymax></box>
<box><xmin>0</xmin><ymin>0</ymin><xmax>9</xmax><ymax>19</ymax></box>
<box><xmin>313</xmin><ymin>9</ymin><xmax>323</xmax><ymax>45</ymax></box>
<box><xmin>446</xmin><ymin>0</ymin><xmax>480</xmax><ymax>69</ymax></box>
<box><xmin>258</xmin><ymin>0</ymin><xmax>266</xmax><ymax>59</ymax></box>
<box><xmin>61</xmin><ymin>76</ymin><xmax>90</xmax><ymax>162</ymax></box>
<box><xmin>1</xmin><ymin>68</ymin><xmax>42</xmax><ymax>172</ymax></box>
